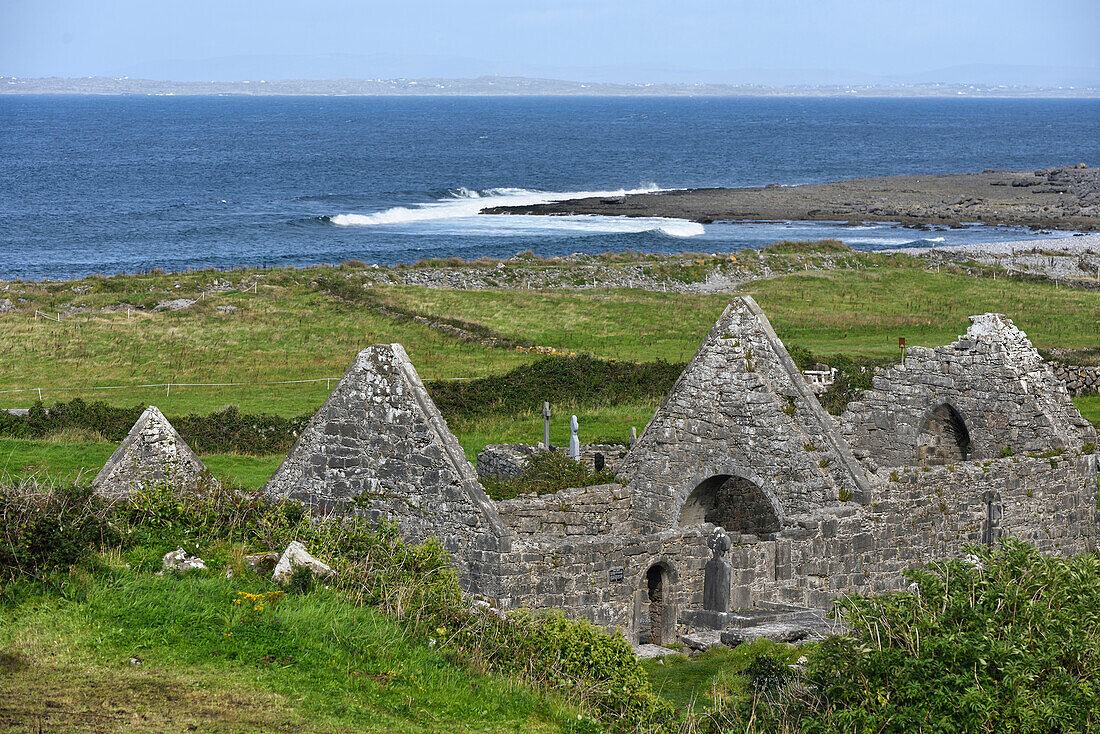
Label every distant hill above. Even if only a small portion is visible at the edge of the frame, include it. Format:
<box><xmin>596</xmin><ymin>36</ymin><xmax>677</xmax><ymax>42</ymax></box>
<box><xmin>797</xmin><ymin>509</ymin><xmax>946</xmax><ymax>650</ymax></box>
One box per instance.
<box><xmin>2</xmin><ymin>75</ymin><xmax>1097</xmax><ymax>97</ymax></box>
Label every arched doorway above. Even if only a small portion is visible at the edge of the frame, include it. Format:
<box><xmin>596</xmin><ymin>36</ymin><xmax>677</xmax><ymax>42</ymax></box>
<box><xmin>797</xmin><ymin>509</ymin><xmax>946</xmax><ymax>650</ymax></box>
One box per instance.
<box><xmin>678</xmin><ymin>474</ymin><xmax>780</xmax><ymax>535</ymax></box>
<box><xmin>918</xmin><ymin>403</ymin><xmax>972</xmax><ymax>465</ymax></box>
<box><xmin>637</xmin><ymin>562</ymin><xmax>675</xmax><ymax>645</ymax></box>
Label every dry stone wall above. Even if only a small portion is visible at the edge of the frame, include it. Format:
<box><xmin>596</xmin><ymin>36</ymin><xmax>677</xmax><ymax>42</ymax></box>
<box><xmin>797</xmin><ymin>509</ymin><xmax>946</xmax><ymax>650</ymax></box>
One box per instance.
<box><xmin>1053</xmin><ymin>363</ymin><xmax>1100</xmax><ymax>396</ymax></box>
<box><xmin>617</xmin><ymin>296</ymin><xmax>870</xmax><ymax>534</ymax></box>
<box><xmin>840</xmin><ymin>314</ymin><xmax>1096</xmax><ymax>468</ymax></box>
<box><xmin>262</xmin><ymin>344</ymin><xmax>508</xmax><ymax>595</ymax></box>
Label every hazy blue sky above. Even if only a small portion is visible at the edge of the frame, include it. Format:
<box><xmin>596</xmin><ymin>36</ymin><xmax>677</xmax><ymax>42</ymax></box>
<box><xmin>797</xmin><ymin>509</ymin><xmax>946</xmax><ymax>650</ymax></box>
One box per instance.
<box><xmin>2</xmin><ymin>0</ymin><xmax>1098</xmax><ymax>83</ymax></box>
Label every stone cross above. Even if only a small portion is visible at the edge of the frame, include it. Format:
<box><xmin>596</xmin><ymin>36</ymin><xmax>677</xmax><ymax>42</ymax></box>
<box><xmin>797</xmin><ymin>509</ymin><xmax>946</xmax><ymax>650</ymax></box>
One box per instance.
<box><xmin>703</xmin><ymin>531</ymin><xmax>733</xmax><ymax>613</ymax></box>
<box><xmin>569</xmin><ymin>415</ymin><xmax>580</xmax><ymax>460</ymax></box>
<box><xmin>542</xmin><ymin>401</ymin><xmax>551</xmax><ymax>451</ymax></box>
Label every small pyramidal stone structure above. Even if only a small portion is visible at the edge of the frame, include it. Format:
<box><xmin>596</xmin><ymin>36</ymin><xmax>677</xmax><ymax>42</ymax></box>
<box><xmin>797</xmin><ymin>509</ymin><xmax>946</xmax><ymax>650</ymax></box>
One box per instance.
<box><xmin>93</xmin><ymin>406</ymin><xmax>215</xmax><ymax>499</ymax></box>
<box><xmin>263</xmin><ymin>344</ymin><xmax>507</xmax><ymax>593</ymax></box>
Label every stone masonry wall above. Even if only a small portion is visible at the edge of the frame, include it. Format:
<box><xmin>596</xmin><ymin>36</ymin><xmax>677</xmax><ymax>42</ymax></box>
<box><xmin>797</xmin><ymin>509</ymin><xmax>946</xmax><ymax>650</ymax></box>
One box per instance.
<box><xmin>498</xmin><ymin>527</ymin><xmax>714</xmax><ymax>633</ymax></box>
<box><xmin>727</xmin><ymin>452</ymin><xmax>1098</xmax><ymax>610</ymax></box>
<box><xmin>841</xmin><ymin>314</ymin><xmax>1096</xmax><ymax>468</ymax></box>
<box><xmin>496</xmin><ymin>483</ymin><xmax>631</xmax><ymax>540</ymax></box>
<box><xmin>494</xmin><ymin>453</ymin><xmax>1096</xmax><ymax>640</ymax></box>
<box><xmin>263</xmin><ymin>345</ymin><xmax>509</xmax><ymax>595</ymax></box>
<box><xmin>618</xmin><ymin>296</ymin><xmax>870</xmax><ymax>534</ymax></box>
<box><xmin>1053</xmin><ymin>363</ymin><xmax>1100</xmax><ymax>397</ymax></box>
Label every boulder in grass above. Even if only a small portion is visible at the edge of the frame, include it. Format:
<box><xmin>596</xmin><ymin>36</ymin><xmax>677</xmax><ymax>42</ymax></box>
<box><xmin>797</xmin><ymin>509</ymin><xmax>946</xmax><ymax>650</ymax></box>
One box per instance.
<box><xmin>162</xmin><ymin>547</ymin><xmax>207</xmax><ymax>573</ymax></box>
<box><xmin>271</xmin><ymin>541</ymin><xmax>334</xmax><ymax>584</ymax></box>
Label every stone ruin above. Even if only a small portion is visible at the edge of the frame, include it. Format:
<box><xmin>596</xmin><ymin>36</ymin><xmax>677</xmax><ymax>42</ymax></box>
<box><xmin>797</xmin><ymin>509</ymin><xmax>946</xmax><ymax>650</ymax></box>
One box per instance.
<box><xmin>257</xmin><ymin>296</ymin><xmax>1099</xmax><ymax>645</ymax></box>
<box><xmin>840</xmin><ymin>313</ymin><xmax>1096</xmax><ymax>468</ymax></box>
<box><xmin>93</xmin><ymin>405</ymin><xmax>215</xmax><ymax>499</ymax></box>
<box><xmin>263</xmin><ymin>343</ymin><xmax>507</xmax><ymax>594</ymax></box>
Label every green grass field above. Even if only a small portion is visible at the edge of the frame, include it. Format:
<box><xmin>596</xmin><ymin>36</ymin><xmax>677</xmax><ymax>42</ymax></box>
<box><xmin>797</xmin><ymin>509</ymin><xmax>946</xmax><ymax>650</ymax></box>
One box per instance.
<box><xmin>1</xmin><ymin>567</ymin><xmax>584</xmax><ymax>733</ymax></box>
<box><xmin>1</xmin><ymin>253</ymin><xmax>1096</xmax><ymax>482</ymax></box>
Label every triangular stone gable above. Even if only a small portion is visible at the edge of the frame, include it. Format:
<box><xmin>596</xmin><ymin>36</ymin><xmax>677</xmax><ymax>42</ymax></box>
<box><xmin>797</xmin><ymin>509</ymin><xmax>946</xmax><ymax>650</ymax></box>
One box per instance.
<box><xmin>263</xmin><ymin>344</ymin><xmax>507</xmax><ymax>594</ymax></box>
<box><xmin>618</xmin><ymin>296</ymin><xmax>870</xmax><ymax>533</ymax></box>
<box><xmin>841</xmin><ymin>313</ymin><xmax>1097</xmax><ymax>467</ymax></box>
<box><xmin>93</xmin><ymin>406</ymin><xmax>214</xmax><ymax>499</ymax></box>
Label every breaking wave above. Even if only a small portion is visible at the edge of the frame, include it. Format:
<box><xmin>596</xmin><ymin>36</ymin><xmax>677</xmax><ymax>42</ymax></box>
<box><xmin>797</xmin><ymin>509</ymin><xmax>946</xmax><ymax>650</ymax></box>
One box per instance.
<box><xmin>328</xmin><ymin>185</ymin><xmax>702</xmax><ymax>238</ymax></box>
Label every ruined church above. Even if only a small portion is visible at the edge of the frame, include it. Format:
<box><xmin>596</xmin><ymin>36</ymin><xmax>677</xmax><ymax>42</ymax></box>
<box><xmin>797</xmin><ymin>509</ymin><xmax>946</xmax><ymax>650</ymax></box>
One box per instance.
<box><xmin>97</xmin><ymin>297</ymin><xmax>1099</xmax><ymax>644</ymax></box>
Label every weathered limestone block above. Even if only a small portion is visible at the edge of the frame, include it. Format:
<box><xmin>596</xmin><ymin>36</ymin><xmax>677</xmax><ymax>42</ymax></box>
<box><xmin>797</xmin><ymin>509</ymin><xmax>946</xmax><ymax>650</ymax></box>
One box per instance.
<box><xmin>93</xmin><ymin>406</ymin><xmax>215</xmax><ymax>500</ymax></box>
<box><xmin>271</xmin><ymin>541</ymin><xmax>335</xmax><ymax>584</ymax></box>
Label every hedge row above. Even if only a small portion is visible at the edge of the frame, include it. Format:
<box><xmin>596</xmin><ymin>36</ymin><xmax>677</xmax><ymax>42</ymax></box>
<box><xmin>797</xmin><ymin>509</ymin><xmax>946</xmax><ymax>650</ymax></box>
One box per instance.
<box><xmin>0</xmin><ymin>399</ymin><xmax>309</xmax><ymax>455</ymax></box>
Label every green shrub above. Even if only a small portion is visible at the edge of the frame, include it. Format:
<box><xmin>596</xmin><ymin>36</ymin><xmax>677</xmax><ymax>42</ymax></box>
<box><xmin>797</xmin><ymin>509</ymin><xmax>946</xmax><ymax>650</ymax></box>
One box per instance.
<box><xmin>480</xmin><ymin>450</ymin><xmax>618</xmax><ymax>500</ymax></box>
<box><xmin>428</xmin><ymin>354</ymin><xmax>684</xmax><ymax>422</ymax></box>
<box><xmin>0</xmin><ymin>398</ymin><xmax>309</xmax><ymax>455</ymax></box>
<box><xmin>789</xmin><ymin>541</ymin><xmax>1100</xmax><ymax>733</ymax></box>
<box><xmin>0</xmin><ymin>481</ymin><xmax>119</xmax><ymax>580</ymax></box>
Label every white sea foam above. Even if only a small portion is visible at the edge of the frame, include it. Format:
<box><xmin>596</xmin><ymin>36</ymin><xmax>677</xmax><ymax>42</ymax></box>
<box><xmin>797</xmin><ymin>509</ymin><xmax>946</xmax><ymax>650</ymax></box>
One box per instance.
<box><xmin>330</xmin><ymin>185</ymin><xmax>701</xmax><ymax>237</ymax></box>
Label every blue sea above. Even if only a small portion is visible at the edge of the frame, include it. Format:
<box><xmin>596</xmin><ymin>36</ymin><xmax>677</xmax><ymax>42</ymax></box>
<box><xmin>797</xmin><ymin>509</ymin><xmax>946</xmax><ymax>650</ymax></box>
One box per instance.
<box><xmin>1</xmin><ymin>96</ymin><xmax>1098</xmax><ymax>281</ymax></box>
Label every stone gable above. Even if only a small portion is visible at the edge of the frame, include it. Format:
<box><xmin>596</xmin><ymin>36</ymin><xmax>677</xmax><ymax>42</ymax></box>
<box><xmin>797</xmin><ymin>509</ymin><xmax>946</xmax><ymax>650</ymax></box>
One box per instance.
<box><xmin>840</xmin><ymin>313</ymin><xmax>1096</xmax><ymax>467</ymax></box>
<box><xmin>263</xmin><ymin>344</ymin><xmax>508</xmax><ymax>594</ymax></box>
<box><xmin>93</xmin><ymin>405</ymin><xmax>214</xmax><ymax>499</ymax></box>
<box><xmin>617</xmin><ymin>296</ymin><xmax>870</xmax><ymax>534</ymax></box>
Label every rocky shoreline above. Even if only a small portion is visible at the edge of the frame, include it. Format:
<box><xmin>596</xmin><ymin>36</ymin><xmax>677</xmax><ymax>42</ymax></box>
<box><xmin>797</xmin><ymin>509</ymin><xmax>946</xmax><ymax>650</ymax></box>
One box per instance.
<box><xmin>481</xmin><ymin>166</ymin><xmax>1100</xmax><ymax>231</ymax></box>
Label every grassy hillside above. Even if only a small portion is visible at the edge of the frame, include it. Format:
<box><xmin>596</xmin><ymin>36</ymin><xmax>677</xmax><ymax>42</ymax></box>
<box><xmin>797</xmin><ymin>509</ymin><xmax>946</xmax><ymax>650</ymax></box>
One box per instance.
<box><xmin>1</xmin><ymin>250</ymin><xmax>1096</xmax><ymax>485</ymax></box>
<box><xmin>2</xmin><ymin>574</ymin><xmax>581</xmax><ymax>733</ymax></box>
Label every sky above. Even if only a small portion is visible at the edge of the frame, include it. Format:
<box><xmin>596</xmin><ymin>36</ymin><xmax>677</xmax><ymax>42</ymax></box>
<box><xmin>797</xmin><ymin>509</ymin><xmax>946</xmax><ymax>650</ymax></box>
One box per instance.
<box><xmin>2</xmin><ymin>0</ymin><xmax>1098</xmax><ymax>84</ymax></box>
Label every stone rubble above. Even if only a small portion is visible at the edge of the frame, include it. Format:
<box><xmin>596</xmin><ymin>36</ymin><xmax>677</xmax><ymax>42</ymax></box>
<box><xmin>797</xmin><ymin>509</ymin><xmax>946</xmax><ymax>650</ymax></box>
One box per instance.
<box><xmin>162</xmin><ymin>547</ymin><xmax>207</xmax><ymax>573</ymax></box>
<box><xmin>271</xmin><ymin>541</ymin><xmax>335</xmax><ymax>584</ymax></box>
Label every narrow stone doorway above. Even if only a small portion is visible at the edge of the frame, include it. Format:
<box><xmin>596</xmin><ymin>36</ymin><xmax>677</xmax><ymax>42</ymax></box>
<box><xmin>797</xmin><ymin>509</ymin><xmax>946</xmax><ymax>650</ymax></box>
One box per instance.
<box><xmin>638</xmin><ymin>563</ymin><xmax>675</xmax><ymax>645</ymax></box>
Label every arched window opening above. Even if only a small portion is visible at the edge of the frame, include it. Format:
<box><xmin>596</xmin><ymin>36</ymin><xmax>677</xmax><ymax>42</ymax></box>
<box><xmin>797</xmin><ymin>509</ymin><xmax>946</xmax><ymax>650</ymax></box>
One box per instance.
<box><xmin>918</xmin><ymin>403</ymin><xmax>972</xmax><ymax>465</ymax></box>
<box><xmin>678</xmin><ymin>474</ymin><xmax>779</xmax><ymax>535</ymax></box>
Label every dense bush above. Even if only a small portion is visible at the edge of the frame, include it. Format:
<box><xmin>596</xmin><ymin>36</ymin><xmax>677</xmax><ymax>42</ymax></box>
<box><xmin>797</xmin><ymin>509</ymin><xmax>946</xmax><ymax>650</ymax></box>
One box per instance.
<box><xmin>0</xmin><ymin>398</ymin><xmax>309</xmax><ymax>455</ymax></box>
<box><xmin>721</xmin><ymin>541</ymin><xmax>1100</xmax><ymax>733</ymax></box>
<box><xmin>428</xmin><ymin>354</ymin><xmax>684</xmax><ymax>421</ymax></box>
<box><xmin>0</xmin><ymin>481</ymin><xmax>119</xmax><ymax>580</ymax></box>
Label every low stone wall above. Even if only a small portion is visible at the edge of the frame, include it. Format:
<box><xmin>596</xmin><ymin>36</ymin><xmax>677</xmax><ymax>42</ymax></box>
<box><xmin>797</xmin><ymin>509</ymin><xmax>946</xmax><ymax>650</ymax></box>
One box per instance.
<box><xmin>476</xmin><ymin>443</ymin><xmax>628</xmax><ymax>480</ymax></box>
<box><xmin>735</xmin><ymin>452</ymin><xmax>1098</xmax><ymax>610</ymax></box>
<box><xmin>496</xmin><ymin>483</ymin><xmax>632</xmax><ymax>540</ymax></box>
<box><xmin>476</xmin><ymin>444</ymin><xmax>538</xmax><ymax>480</ymax></box>
<box><xmin>498</xmin><ymin>528</ymin><xmax>713</xmax><ymax>633</ymax></box>
<box><xmin>1053</xmin><ymin>363</ymin><xmax>1100</xmax><ymax>396</ymax></box>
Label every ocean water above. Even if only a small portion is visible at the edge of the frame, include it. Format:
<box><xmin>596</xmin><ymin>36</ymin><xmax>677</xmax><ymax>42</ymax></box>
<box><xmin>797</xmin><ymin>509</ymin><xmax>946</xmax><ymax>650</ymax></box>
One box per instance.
<box><xmin>1</xmin><ymin>95</ymin><xmax>1098</xmax><ymax>281</ymax></box>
